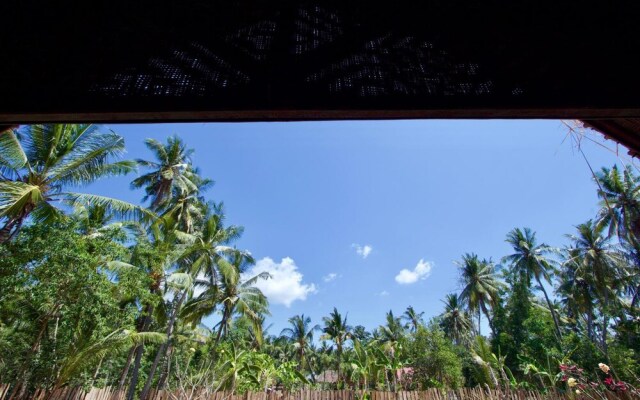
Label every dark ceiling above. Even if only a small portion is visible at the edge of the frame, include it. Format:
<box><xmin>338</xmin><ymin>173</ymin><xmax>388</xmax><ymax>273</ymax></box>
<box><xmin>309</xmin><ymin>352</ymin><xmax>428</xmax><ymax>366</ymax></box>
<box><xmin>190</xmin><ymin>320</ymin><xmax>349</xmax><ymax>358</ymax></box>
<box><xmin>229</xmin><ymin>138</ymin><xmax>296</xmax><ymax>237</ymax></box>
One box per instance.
<box><xmin>1</xmin><ymin>0</ymin><xmax>639</xmax><ymax>118</ymax></box>
<box><xmin>1</xmin><ymin>1</ymin><xmax>640</xmax><ymax>152</ymax></box>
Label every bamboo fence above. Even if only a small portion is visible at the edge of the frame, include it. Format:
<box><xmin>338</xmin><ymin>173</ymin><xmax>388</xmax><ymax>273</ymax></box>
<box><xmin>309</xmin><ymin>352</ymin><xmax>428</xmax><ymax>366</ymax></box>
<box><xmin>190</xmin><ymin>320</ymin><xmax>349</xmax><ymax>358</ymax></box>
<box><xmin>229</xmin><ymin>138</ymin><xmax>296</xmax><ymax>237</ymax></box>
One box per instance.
<box><xmin>0</xmin><ymin>386</ymin><xmax>637</xmax><ymax>400</ymax></box>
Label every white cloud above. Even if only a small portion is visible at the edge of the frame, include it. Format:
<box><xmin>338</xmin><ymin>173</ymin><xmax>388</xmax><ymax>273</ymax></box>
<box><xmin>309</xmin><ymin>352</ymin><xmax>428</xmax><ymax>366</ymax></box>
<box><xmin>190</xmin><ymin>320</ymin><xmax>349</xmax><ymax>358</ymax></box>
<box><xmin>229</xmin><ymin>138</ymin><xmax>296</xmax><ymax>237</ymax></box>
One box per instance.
<box><xmin>379</xmin><ymin>290</ymin><xmax>390</xmax><ymax>296</ymax></box>
<box><xmin>394</xmin><ymin>259</ymin><xmax>433</xmax><ymax>285</ymax></box>
<box><xmin>352</xmin><ymin>243</ymin><xmax>373</xmax><ymax>259</ymax></box>
<box><xmin>323</xmin><ymin>273</ymin><xmax>338</xmax><ymax>282</ymax></box>
<box><xmin>244</xmin><ymin>257</ymin><xmax>317</xmax><ymax>307</ymax></box>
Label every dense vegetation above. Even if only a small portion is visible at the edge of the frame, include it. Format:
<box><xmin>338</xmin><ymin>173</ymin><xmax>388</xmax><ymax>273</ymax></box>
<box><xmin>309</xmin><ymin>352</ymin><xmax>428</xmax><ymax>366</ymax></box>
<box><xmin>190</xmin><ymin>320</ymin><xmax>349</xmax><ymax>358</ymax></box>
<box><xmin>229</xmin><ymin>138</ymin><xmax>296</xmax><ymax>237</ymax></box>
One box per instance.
<box><xmin>0</xmin><ymin>125</ymin><xmax>638</xmax><ymax>399</ymax></box>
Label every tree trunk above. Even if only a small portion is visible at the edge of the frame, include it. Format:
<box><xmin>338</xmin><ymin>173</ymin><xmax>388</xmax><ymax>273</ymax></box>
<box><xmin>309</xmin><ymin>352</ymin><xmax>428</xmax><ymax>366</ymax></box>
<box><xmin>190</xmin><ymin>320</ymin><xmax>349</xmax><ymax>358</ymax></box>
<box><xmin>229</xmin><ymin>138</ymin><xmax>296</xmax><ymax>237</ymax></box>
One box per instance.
<box><xmin>156</xmin><ymin>344</ymin><xmax>173</xmax><ymax>390</ymax></box>
<box><xmin>126</xmin><ymin>343</ymin><xmax>145</xmax><ymax>400</ymax></box>
<box><xmin>213</xmin><ymin>308</ymin><xmax>232</xmax><ymax>349</ymax></box>
<box><xmin>336</xmin><ymin>346</ymin><xmax>342</xmax><ymax>389</ymax></box>
<box><xmin>631</xmin><ymin>283</ymin><xmax>640</xmax><ymax>307</ymax></box>
<box><xmin>535</xmin><ymin>276</ymin><xmax>563</xmax><ymax>343</ymax></box>
<box><xmin>91</xmin><ymin>355</ymin><xmax>105</xmax><ymax>386</ymax></box>
<box><xmin>8</xmin><ymin>311</ymin><xmax>52</xmax><ymax>400</ymax></box>
<box><xmin>117</xmin><ymin>346</ymin><xmax>136</xmax><ymax>390</ymax></box>
<box><xmin>0</xmin><ymin>216</ymin><xmax>22</xmax><ymax>244</ymax></box>
<box><xmin>392</xmin><ymin>367</ymin><xmax>398</xmax><ymax>392</ymax></box>
<box><xmin>601</xmin><ymin>292</ymin><xmax>609</xmax><ymax>357</ymax></box>
<box><xmin>140</xmin><ymin>290</ymin><xmax>186</xmax><ymax>400</ymax></box>
<box><xmin>126</xmin><ymin>303</ymin><xmax>154</xmax><ymax>400</ymax></box>
<box><xmin>586</xmin><ymin>308</ymin><xmax>594</xmax><ymax>342</ymax></box>
<box><xmin>0</xmin><ymin>205</ymin><xmax>32</xmax><ymax>244</ymax></box>
<box><xmin>480</xmin><ymin>303</ymin><xmax>495</xmax><ymax>337</ymax></box>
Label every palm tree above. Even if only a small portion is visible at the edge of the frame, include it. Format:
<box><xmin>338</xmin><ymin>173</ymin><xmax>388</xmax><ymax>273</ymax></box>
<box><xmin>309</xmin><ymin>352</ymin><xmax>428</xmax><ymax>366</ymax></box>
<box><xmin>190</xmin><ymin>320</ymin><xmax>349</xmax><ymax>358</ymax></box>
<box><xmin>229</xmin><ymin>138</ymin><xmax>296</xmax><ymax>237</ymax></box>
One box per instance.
<box><xmin>322</xmin><ymin>308</ymin><xmax>352</xmax><ymax>388</ymax></box>
<box><xmin>558</xmin><ymin>248</ymin><xmax>599</xmax><ymax>340</ymax></box>
<box><xmin>379</xmin><ymin>310</ymin><xmax>405</xmax><ymax>347</ymax></box>
<box><xmin>457</xmin><ymin>253</ymin><xmax>503</xmax><ymax>335</ymax></box>
<box><xmin>121</xmin><ymin>219</ymin><xmax>194</xmax><ymax>400</ymax></box>
<box><xmin>565</xmin><ymin>220</ymin><xmax>630</xmax><ymax>354</ymax></box>
<box><xmin>352</xmin><ymin>325</ymin><xmax>371</xmax><ymax>342</ymax></box>
<box><xmin>181</xmin><ymin>211</ymin><xmax>244</xmax><ymax>288</ymax></box>
<box><xmin>594</xmin><ymin>165</ymin><xmax>640</xmax><ymax>306</ymax></box>
<box><xmin>595</xmin><ymin>165</ymin><xmax>640</xmax><ymax>250</ymax></box>
<box><xmin>198</xmin><ymin>251</ymin><xmax>270</xmax><ymax>346</ymax></box>
<box><xmin>378</xmin><ymin>310</ymin><xmax>405</xmax><ymax>391</ymax></box>
<box><xmin>139</xmin><ymin>271</ymin><xmax>194</xmax><ymax>400</ymax></box>
<box><xmin>401</xmin><ymin>306</ymin><xmax>424</xmax><ymax>332</ymax></box>
<box><xmin>131</xmin><ymin>136</ymin><xmax>201</xmax><ymax>211</ymax></box>
<box><xmin>280</xmin><ymin>315</ymin><xmax>320</xmax><ymax>374</ymax></box>
<box><xmin>55</xmin><ymin>329</ymin><xmax>165</xmax><ymax>390</ymax></box>
<box><xmin>0</xmin><ymin>124</ymin><xmax>144</xmax><ymax>242</ymax></box>
<box><xmin>503</xmin><ymin>228</ymin><xmax>562</xmax><ymax>341</ymax></box>
<box><xmin>160</xmin><ymin>172</ymin><xmax>212</xmax><ymax>234</ymax></box>
<box><xmin>440</xmin><ymin>294</ymin><xmax>473</xmax><ymax>346</ymax></box>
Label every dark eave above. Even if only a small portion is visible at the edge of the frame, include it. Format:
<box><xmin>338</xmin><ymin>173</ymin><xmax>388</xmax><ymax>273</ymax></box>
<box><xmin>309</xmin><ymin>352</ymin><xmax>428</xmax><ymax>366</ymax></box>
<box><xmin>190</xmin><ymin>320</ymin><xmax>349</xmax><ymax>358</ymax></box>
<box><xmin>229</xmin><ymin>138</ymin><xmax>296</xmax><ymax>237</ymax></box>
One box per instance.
<box><xmin>2</xmin><ymin>1</ymin><xmax>640</xmax><ymax>152</ymax></box>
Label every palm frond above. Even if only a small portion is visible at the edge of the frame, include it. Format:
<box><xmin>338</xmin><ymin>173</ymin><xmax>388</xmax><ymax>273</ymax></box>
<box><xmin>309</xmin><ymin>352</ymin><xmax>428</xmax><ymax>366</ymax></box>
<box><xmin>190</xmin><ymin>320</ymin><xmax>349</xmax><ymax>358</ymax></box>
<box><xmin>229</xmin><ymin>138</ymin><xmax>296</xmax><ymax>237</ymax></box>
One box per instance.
<box><xmin>63</xmin><ymin>192</ymin><xmax>157</xmax><ymax>223</ymax></box>
<box><xmin>0</xmin><ymin>129</ymin><xmax>27</xmax><ymax>170</ymax></box>
<box><xmin>0</xmin><ymin>181</ymin><xmax>43</xmax><ymax>218</ymax></box>
<box><xmin>167</xmin><ymin>272</ymin><xmax>194</xmax><ymax>291</ymax></box>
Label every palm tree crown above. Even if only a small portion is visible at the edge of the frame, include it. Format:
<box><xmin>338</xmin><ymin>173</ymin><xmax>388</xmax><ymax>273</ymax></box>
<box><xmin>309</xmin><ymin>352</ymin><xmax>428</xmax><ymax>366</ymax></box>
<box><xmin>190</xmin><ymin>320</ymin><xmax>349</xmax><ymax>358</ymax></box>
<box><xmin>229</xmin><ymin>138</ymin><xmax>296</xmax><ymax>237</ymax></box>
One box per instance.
<box><xmin>322</xmin><ymin>308</ymin><xmax>352</xmax><ymax>387</ymax></box>
<box><xmin>457</xmin><ymin>253</ymin><xmax>503</xmax><ymax>335</ymax></box>
<box><xmin>280</xmin><ymin>314</ymin><xmax>320</xmax><ymax>370</ymax></box>
<box><xmin>401</xmin><ymin>306</ymin><xmax>424</xmax><ymax>332</ymax></box>
<box><xmin>595</xmin><ymin>165</ymin><xmax>640</xmax><ymax>250</ymax></box>
<box><xmin>131</xmin><ymin>136</ymin><xmax>204</xmax><ymax>211</ymax></box>
<box><xmin>440</xmin><ymin>294</ymin><xmax>473</xmax><ymax>346</ymax></box>
<box><xmin>503</xmin><ymin>227</ymin><xmax>562</xmax><ymax>340</ymax></box>
<box><xmin>0</xmin><ymin>124</ymin><xmax>141</xmax><ymax>242</ymax></box>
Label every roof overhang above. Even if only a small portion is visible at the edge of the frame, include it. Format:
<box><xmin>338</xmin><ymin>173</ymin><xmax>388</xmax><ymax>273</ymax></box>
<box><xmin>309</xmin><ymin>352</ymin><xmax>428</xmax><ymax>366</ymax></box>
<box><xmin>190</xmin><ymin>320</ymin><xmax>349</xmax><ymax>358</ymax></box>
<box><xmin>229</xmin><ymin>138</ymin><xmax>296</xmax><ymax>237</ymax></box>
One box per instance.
<box><xmin>2</xmin><ymin>1</ymin><xmax>640</xmax><ymax>151</ymax></box>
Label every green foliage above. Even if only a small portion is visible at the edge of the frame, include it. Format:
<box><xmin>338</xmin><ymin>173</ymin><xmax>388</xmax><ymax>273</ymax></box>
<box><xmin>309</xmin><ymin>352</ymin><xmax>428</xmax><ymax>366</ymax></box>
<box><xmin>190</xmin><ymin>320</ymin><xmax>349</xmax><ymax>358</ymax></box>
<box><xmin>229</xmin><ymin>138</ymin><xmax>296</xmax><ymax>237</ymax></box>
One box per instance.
<box><xmin>406</xmin><ymin>325</ymin><xmax>464</xmax><ymax>389</ymax></box>
<box><xmin>1</xmin><ymin>127</ymin><xmax>639</xmax><ymax>396</ymax></box>
<box><xmin>0</xmin><ymin>220</ymin><xmax>143</xmax><ymax>389</ymax></box>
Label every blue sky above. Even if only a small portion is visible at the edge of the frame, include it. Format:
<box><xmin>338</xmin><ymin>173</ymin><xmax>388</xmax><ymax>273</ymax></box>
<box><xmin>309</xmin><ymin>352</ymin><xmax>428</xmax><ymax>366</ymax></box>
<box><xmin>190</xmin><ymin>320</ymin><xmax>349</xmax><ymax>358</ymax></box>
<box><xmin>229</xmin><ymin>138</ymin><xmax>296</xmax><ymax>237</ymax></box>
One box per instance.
<box><xmin>88</xmin><ymin>120</ymin><xmax>625</xmax><ymax>336</ymax></box>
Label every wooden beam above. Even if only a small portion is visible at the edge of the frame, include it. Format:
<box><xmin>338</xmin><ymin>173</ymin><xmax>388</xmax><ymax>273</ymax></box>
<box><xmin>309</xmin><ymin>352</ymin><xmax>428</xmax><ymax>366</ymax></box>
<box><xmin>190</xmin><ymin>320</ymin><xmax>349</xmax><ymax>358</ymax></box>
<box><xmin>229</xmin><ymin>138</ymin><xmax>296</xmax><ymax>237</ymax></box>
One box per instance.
<box><xmin>2</xmin><ymin>108</ymin><xmax>640</xmax><ymax>124</ymax></box>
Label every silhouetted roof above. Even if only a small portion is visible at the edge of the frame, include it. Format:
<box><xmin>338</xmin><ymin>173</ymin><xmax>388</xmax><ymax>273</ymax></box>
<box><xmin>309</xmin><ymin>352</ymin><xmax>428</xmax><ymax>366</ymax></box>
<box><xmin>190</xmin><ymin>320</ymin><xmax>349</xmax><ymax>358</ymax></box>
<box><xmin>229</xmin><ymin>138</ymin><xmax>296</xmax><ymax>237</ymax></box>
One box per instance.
<box><xmin>2</xmin><ymin>1</ymin><xmax>640</xmax><ymax>151</ymax></box>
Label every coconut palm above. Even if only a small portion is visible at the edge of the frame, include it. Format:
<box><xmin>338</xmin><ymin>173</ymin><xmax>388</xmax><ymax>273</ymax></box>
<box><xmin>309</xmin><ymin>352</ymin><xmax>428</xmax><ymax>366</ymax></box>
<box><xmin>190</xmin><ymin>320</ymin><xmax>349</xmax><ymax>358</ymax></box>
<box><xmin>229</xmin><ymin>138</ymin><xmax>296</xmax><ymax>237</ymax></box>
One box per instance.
<box><xmin>378</xmin><ymin>310</ymin><xmax>405</xmax><ymax>349</ymax></box>
<box><xmin>558</xmin><ymin>248</ymin><xmax>599</xmax><ymax>340</ymax></box>
<box><xmin>0</xmin><ymin>124</ymin><xmax>145</xmax><ymax>242</ymax></box>
<box><xmin>131</xmin><ymin>136</ymin><xmax>202</xmax><ymax>211</ymax></box>
<box><xmin>181</xmin><ymin>210</ymin><xmax>244</xmax><ymax>288</ymax></box>
<box><xmin>280</xmin><ymin>315</ymin><xmax>320</xmax><ymax>373</ymax></box>
<box><xmin>352</xmin><ymin>325</ymin><xmax>371</xmax><ymax>342</ymax></box>
<box><xmin>322</xmin><ymin>308</ymin><xmax>352</xmax><ymax>388</ymax></box>
<box><xmin>377</xmin><ymin>310</ymin><xmax>406</xmax><ymax>391</ymax></box>
<box><xmin>401</xmin><ymin>306</ymin><xmax>424</xmax><ymax>332</ymax></box>
<box><xmin>457</xmin><ymin>253</ymin><xmax>503</xmax><ymax>335</ymax></box>
<box><xmin>595</xmin><ymin>165</ymin><xmax>640</xmax><ymax>250</ymax></box>
<box><xmin>160</xmin><ymin>172</ymin><xmax>212</xmax><ymax>234</ymax></box>
<box><xmin>594</xmin><ymin>165</ymin><xmax>640</xmax><ymax>307</ymax></box>
<box><xmin>440</xmin><ymin>294</ymin><xmax>473</xmax><ymax>346</ymax></box>
<box><xmin>503</xmin><ymin>228</ymin><xmax>562</xmax><ymax>341</ymax></box>
<box><xmin>194</xmin><ymin>250</ymin><xmax>270</xmax><ymax>346</ymax></box>
<box><xmin>116</xmin><ymin>217</ymin><xmax>197</xmax><ymax>400</ymax></box>
<box><xmin>565</xmin><ymin>220</ymin><xmax>630</xmax><ymax>353</ymax></box>
<box><xmin>55</xmin><ymin>329</ymin><xmax>165</xmax><ymax>390</ymax></box>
